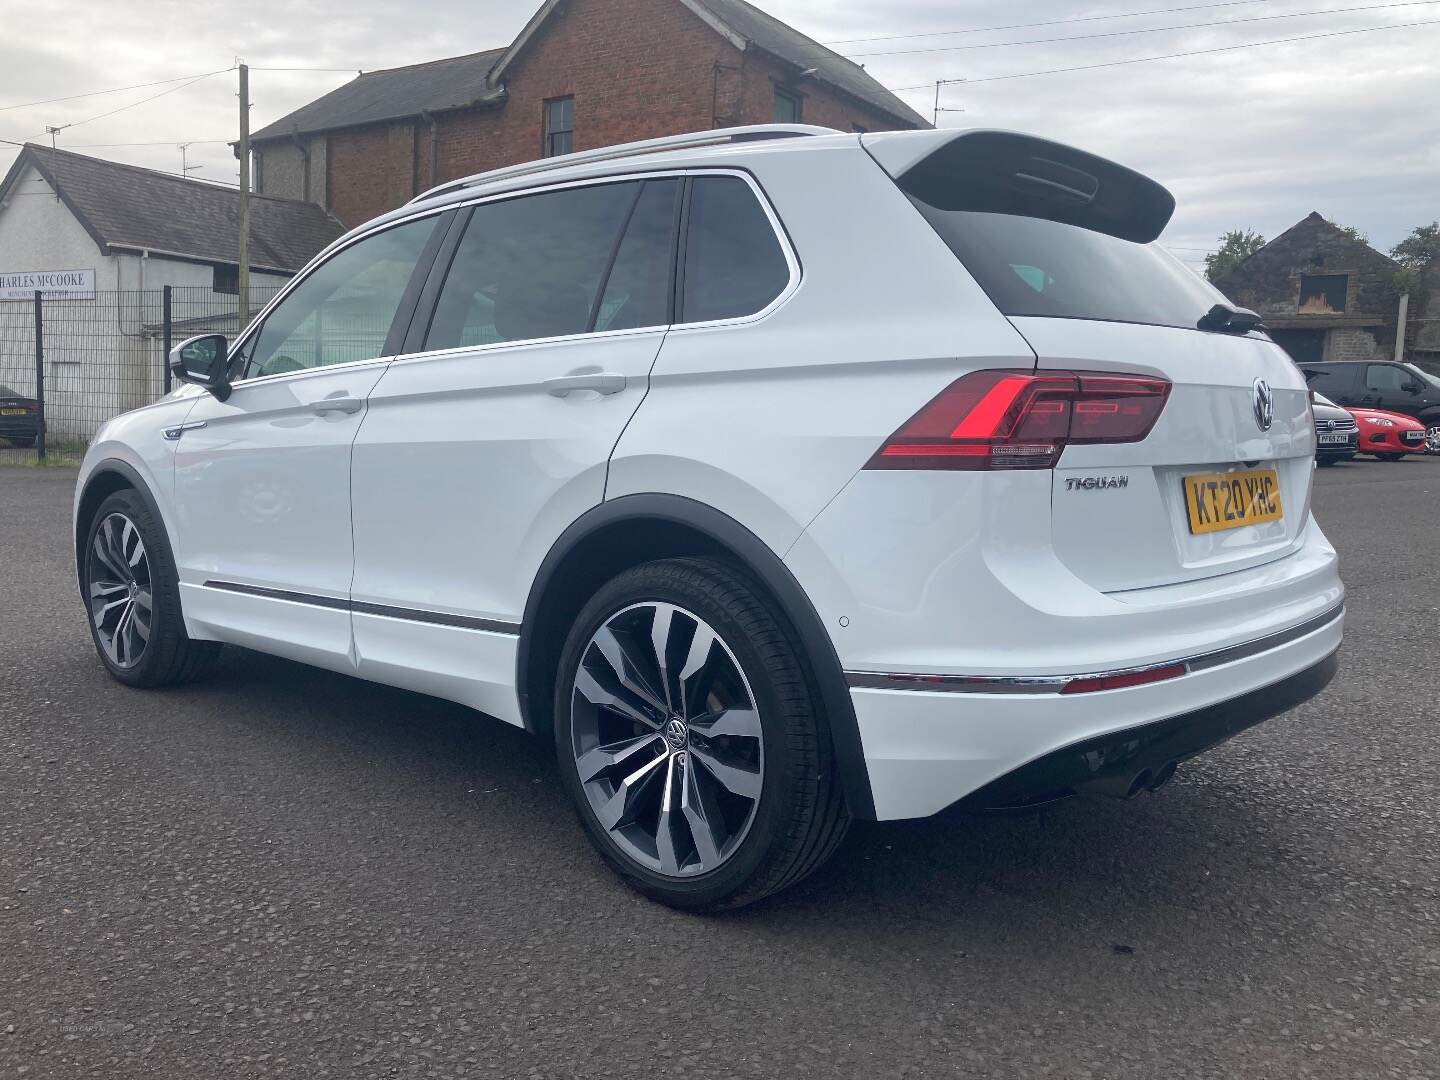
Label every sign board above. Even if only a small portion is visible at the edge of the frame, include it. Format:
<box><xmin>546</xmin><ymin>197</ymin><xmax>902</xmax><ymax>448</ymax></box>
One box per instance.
<box><xmin>0</xmin><ymin>269</ymin><xmax>96</xmax><ymax>301</ymax></box>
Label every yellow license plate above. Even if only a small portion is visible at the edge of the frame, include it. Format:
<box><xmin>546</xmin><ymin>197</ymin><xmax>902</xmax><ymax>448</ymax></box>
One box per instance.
<box><xmin>1183</xmin><ymin>468</ymin><xmax>1282</xmax><ymax>535</ymax></box>
<box><xmin>0</xmin><ymin>408</ymin><xmax>25</xmax><ymax>416</ymax></box>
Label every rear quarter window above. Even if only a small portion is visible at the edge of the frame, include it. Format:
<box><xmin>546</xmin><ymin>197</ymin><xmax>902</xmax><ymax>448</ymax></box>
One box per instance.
<box><xmin>681</xmin><ymin>176</ymin><xmax>790</xmax><ymax>323</ymax></box>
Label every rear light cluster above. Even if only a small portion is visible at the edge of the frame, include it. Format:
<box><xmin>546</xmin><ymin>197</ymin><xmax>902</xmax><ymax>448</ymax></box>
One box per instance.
<box><xmin>865</xmin><ymin>369</ymin><xmax>1171</xmax><ymax>471</ymax></box>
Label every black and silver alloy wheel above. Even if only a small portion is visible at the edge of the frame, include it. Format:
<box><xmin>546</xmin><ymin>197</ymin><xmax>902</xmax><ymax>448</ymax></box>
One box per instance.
<box><xmin>570</xmin><ymin>601</ymin><xmax>764</xmax><ymax>878</ymax></box>
<box><xmin>1426</xmin><ymin>422</ymin><xmax>1440</xmax><ymax>454</ymax></box>
<box><xmin>87</xmin><ymin>512</ymin><xmax>153</xmax><ymax>669</ymax></box>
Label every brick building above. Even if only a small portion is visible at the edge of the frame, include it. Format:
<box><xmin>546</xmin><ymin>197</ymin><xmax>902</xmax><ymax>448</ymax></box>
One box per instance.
<box><xmin>250</xmin><ymin>0</ymin><xmax>928</xmax><ymax>228</ymax></box>
<box><xmin>1213</xmin><ymin>211</ymin><xmax>1409</xmax><ymax>365</ymax></box>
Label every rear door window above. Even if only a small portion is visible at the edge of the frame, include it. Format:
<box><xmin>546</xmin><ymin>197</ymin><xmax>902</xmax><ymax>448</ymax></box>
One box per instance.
<box><xmin>425</xmin><ymin>182</ymin><xmax>639</xmax><ymax>350</ymax></box>
<box><xmin>1300</xmin><ymin>365</ymin><xmax>1356</xmax><ymax>399</ymax></box>
<box><xmin>681</xmin><ymin>176</ymin><xmax>790</xmax><ymax>323</ymax></box>
<box><xmin>596</xmin><ymin>179</ymin><xmax>680</xmax><ymax>332</ymax></box>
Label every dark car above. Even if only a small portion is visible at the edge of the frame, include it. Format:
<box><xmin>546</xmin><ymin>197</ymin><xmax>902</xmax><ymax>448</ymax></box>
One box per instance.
<box><xmin>1311</xmin><ymin>391</ymin><xmax>1358</xmax><ymax>465</ymax></box>
<box><xmin>1297</xmin><ymin>360</ymin><xmax>1440</xmax><ymax>454</ymax></box>
<box><xmin>0</xmin><ymin>385</ymin><xmax>39</xmax><ymax>448</ymax></box>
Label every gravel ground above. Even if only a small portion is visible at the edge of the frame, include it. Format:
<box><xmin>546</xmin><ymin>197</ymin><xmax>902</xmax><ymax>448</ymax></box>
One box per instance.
<box><xmin>2</xmin><ymin>457</ymin><xmax>1437</xmax><ymax>1079</ymax></box>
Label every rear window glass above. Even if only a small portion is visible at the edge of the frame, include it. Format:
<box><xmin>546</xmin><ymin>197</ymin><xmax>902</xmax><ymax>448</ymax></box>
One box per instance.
<box><xmin>681</xmin><ymin>176</ymin><xmax>790</xmax><ymax>323</ymax></box>
<box><xmin>911</xmin><ymin>202</ymin><xmax>1224</xmax><ymax>332</ymax></box>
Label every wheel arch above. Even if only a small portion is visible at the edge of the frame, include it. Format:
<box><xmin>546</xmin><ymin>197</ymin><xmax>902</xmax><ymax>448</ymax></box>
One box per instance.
<box><xmin>518</xmin><ymin>493</ymin><xmax>876</xmax><ymax>820</ymax></box>
<box><xmin>74</xmin><ymin>460</ymin><xmax>165</xmax><ymax>582</ymax></box>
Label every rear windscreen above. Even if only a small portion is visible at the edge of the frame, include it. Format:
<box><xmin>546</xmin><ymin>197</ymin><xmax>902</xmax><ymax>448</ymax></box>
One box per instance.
<box><xmin>911</xmin><ymin>201</ymin><xmax>1225</xmax><ymax>332</ymax></box>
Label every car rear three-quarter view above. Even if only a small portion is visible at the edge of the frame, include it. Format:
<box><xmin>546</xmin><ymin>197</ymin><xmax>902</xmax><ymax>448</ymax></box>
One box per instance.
<box><xmin>73</xmin><ymin>125</ymin><xmax>1343</xmax><ymax>912</ymax></box>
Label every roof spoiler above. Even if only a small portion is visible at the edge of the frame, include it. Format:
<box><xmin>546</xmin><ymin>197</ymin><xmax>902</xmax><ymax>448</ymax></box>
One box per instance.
<box><xmin>862</xmin><ymin>129</ymin><xmax>1175</xmax><ymax>244</ymax></box>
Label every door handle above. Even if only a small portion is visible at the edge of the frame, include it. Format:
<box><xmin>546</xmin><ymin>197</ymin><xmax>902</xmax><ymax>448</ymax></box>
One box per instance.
<box><xmin>311</xmin><ymin>396</ymin><xmax>363</xmax><ymax>415</ymax></box>
<box><xmin>544</xmin><ymin>372</ymin><xmax>627</xmax><ymax>398</ymax></box>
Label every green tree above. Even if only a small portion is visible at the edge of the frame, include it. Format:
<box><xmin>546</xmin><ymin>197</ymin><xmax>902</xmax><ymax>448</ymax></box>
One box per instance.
<box><xmin>1330</xmin><ymin>220</ymin><xmax>1369</xmax><ymax>245</ymax></box>
<box><xmin>1391</xmin><ymin>222</ymin><xmax>1440</xmax><ymax>271</ymax></box>
<box><xmin>1204</xmin><ymin>229</ymin><xmax>1267</xmax><ymax>282</ymax></box>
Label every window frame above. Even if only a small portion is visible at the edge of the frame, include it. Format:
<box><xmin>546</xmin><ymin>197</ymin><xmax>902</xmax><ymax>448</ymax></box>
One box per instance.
<box><xmin>381</xmin><ymin>167</ymin><xmax>800</xmax><ymax>368</ymax></box>
<box><xmin>772</xmin><ymin>87</ymin><xmax>803</xmax><ymax>124</ymax></box>
<box><xmin>223</xmin><ymin>209</ymin><xmax>454</xmax><ymax>389</ymax></box>
<box><xmin>543</xmin><ymin>96</ymin><xmax>575</xmax><ymax>158</ymax></box>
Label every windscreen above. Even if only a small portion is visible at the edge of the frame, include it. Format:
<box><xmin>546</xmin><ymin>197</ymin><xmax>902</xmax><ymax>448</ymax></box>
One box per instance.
<box><xmin>911</xmin><ymin>201</ymin><xmax>1225</xmax><ymax>331</ymax></box>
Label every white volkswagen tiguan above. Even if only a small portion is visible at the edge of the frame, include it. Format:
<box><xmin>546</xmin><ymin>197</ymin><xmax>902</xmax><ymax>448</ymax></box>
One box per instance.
<box><xmin>74</xmin><ymin>126</ymin><xmax>1344</xmax><ymax>910</ymax></box>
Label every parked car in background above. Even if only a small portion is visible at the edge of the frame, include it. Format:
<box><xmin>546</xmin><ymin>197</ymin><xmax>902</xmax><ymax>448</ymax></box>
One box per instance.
<box><xmin>1298</xmin><ymin>360</ymin><xmax>1440</xmax><ymax>453</ymax></box>
<box><xmin>0</xmin><ymin>385</ymin><xmax>39</xmax><ymax>448</ymax></box>
<box><xmin>1310</xmin><ymin>392</ymin><xmax>1358</xmax><ymax>464</ymax></box>
<box><xmin>72</xmin><ymin>125</ymin><xmax>1344</xmax><ymax>910</ymax></box>
<box><xmin>1347</xmin><ymin>406</ymin><xmax>1428</xmax><ymax>461</ymax></box>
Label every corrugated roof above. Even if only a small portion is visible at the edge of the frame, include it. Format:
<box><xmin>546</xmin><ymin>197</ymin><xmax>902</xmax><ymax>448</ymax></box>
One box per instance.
<box><xmin>7</xmin><ymin>145</ymin><xmax>344</xmax><ymax>273</ymax></box>
<box><xmin>252</xmin><ymin>49</ymin><xmax>508</xmax><ymax>142</ymax></box>
<box><xmin>691</xmin><ymin>0</ymin><xmax>929</xmax><ymax>128</ymax></box>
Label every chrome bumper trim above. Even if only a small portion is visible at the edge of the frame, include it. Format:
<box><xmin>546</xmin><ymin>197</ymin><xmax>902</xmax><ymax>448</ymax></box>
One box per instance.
<box><xmin>845</xmin><ymin>602</ymin><xmax>1344</xmax><ymax>694</ymax></box>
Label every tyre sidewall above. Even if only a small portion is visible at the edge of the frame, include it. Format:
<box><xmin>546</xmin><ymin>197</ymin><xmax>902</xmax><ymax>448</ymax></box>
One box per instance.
<box><xmin>554</xmin><ymin>560</ymin><xmax>805</xmax><ymax>910</ymax></box>
<box><xmin>82</xmin><ymin>489</ymin><xmax>186</xmax><ymax>687</ymax></box>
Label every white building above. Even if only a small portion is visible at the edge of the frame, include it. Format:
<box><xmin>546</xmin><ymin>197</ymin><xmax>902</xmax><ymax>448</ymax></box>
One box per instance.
<box><xmin>0</xmin><ymin>145</ymin><xmax>343</xmax><ymax>441</ymax></box>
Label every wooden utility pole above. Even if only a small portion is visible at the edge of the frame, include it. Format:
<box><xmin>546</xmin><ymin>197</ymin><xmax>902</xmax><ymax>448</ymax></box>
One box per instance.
<box><xmin>237</xmin><ymin>63</ymin><xmax>251</xmax><ymax>323</ymax></box>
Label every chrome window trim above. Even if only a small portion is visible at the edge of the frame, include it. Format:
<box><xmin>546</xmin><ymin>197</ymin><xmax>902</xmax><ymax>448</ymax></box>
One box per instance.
<box><xmin>845</xmin><ymin>602</ymin><xmax>1344</xmax><ymax>694</ymax></box>
<box><xmin>225</xmin><ymin>166</ymin><xmax>801</xmax><ymax>387</ymax></box>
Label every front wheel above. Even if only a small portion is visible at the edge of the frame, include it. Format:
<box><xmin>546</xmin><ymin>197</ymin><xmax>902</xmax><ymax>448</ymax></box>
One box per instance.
<box><xmin>82</xmin><ymin>489</ymin><xmax>219</xmax><ymax>687</ymax></box>
<box><xmin>554</xmin><ymin>558</ymin><xmax>849</xmax><ymax>911</ymax></box>
<box><xmin>1426</xmin><ymin>422</ymin><xmax>1440</xmax><ymax>455</ymax></box>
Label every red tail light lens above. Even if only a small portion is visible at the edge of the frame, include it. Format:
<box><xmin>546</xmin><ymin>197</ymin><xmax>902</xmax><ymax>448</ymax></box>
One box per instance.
<box><xmin>1059</xmin><ymin>663</ymin><xmax>1187</xmax><ymax>695</ymax></box>
<box><xmin>865</xmin><ymin>369</ymin><xmax>1171</xmax><ymax>471</ymax></box>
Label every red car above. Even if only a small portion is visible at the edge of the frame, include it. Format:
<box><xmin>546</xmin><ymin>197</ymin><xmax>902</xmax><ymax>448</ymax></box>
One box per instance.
<box><xmin>1348</xmin><ymin>406</ymin><xmax>1428</xmax><ymax>460</ymax></box>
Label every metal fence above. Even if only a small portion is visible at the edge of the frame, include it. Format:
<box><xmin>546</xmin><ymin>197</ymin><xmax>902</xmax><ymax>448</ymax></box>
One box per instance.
<box><xmin>0</xmin><ymin>286</ymin><xmax>280</xmax><ymax>463</ymax></box>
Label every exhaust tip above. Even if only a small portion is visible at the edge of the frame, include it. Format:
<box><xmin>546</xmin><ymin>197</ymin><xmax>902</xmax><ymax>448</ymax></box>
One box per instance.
<box><xmin>1147</xmin><ymin>761</ymin><xmax>1178</xmax><ymax>792</ymax></box>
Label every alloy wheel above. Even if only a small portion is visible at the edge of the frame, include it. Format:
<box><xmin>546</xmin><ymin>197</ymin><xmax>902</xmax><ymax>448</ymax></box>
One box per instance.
<box><xmin>1427</xmin><ymin>423</ymin><xmax>1440</xmax><ymax>454</ymax></box>
<box><xmin>569</xmin><ymin>602</ymin><xmax>764</xmax><ymax>878</ymax></box>
<box><xmin>87</xmin><ymin>513</ymin><xmax>153</xmax><ymax>669</ymax></box>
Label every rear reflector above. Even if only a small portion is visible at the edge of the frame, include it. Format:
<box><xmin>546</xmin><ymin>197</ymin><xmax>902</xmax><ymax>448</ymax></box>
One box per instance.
<box><xmin>865</xmin><ymin>369</ymin><xmax>1171</xmax><ymax>471</ymax></box>
<box><xmin>1059</xmin><ymin>663</ymin><xmax>1188</xmax><ymax>695</ymax></box>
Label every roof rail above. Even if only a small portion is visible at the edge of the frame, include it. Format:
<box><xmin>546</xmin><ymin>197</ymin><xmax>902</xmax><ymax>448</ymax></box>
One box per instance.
<box><xmin>409</xmin><ymin>124</ymin><xmax>840</xmax><ymax>204</ymax></box>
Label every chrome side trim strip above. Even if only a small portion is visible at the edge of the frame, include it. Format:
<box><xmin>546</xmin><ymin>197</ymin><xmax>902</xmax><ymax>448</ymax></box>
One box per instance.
<box><xmin>200</xmin><ymin>580</ymin><xmax>521</xmax><ymax>636</ymax></box>
<box><xmin>845</xmin><ymin>602</ymin><xmax>1345</xmax><ymax>694</ymax></box>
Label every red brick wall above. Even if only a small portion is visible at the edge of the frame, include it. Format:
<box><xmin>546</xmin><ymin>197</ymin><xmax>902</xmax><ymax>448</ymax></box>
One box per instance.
<box><xmin>312</xmin><ymin>0</ymin><xmax>914</xmax><ymax>227</ymax></box>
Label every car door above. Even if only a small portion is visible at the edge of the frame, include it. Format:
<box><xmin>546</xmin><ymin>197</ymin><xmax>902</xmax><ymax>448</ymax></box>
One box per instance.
<box><xmin>348</xmin><ymin>176</ymin><xmax>680</xmax><ymax>723</ymax></box>
<box><xmin>1360</xmin><ymin>363</ymin><xmax>1409</xmax><ymax>411</ymax></box>
<box><xmin>172</xmin><ymin>213</ymin><xmax>447</xmax><ymax>672</ymax></box>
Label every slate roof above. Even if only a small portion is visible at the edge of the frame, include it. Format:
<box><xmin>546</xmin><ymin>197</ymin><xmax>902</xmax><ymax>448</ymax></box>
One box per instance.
<box><xmin>252</xmin><ymin>49</ymin><xmax>508</xmax><ymax>142</ymax></box>
<box><xmin>3</xmin><ymin>145</ymin><xmax>344</xmax><ymax>273</ymax></box>
<box><xmin>691</xmin><ymin>0</ymin><xmax>929</xmax><ymax>128</ymax></box>
<box><xmin>251</xmin><ymin>0</ymin><xmax>927</xmax><ymax>144</ymax></box>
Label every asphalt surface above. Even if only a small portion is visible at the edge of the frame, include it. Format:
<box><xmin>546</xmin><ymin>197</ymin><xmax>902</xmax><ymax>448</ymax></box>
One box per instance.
<box><xmin>2</xmin><ymin>457</ymin><xmax>1438</xmax><ymax>1079</ymax></box>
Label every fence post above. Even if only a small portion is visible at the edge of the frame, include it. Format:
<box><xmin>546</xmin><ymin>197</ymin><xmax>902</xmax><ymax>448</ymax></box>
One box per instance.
<box><xmin>33</xmin><ymin>289</ymin><xmax>45</xmax><ymax>462</ymax></box>
<box><xmin>162</xmin><ymin>285</ymin><xmax>173</xmax><ymax>395</ymax></box>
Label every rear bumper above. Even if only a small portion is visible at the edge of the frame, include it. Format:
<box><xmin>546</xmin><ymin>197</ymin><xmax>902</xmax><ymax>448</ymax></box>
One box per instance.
<box><xmin>846</xmin><ymin>602</ymin><xmax>1343</xmax><ymax>820</ymax></box>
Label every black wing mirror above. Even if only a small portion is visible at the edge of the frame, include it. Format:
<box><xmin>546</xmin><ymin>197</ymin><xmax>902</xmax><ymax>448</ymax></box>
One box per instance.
<box><xmin>169</xmin><ymin>334</ymin><xmax>231</xmax><ymax>402</ymax></box>
<box><xmin>1403</xmin><ymin>380</ymin><xmax>1424</xmax><ymax>394</ymax></box>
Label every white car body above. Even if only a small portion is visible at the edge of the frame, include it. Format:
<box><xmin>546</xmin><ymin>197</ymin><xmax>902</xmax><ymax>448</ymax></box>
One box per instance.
<box><xmin>76</xmin><ymin>125</ymin><xmax>1343</xmax><ymax>829</ymax></box>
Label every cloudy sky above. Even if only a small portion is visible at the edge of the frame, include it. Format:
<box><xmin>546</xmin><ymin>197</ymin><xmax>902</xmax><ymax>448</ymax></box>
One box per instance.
<box><xmin>2</xmin><ymin>0</ymin><xmax>1437</xmax><ymax>267</ymax></box>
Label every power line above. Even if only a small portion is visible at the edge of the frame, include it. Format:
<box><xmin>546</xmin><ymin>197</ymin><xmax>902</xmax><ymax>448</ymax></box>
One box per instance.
<box><xmin>822</xmin><ymin>0</ymin><xmax>1273</xmax><ymax>46</ymax></box>
<box><xmin>0</xmin><ymin>68</ymin><xmax>233</xmax><ymax>114</ymax></box>
<box><xmin>44</xmin><ymin>70</ymin><xmax>226</xmax><ymax>138</ymax></box>
<box><xmin>845</xmin><ymin>0</ymin><xmax>1439</xmax><ymax>58</ymax></box>
<box><xmin>887</xmin><ymin>17</ymin><xmax>1440</xmax><ymax>90</ymax></box>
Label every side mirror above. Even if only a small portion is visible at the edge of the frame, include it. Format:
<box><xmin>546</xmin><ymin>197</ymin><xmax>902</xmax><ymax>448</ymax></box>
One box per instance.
<box><xmin>1403</xmin><ymin>381</ymin><xmax>1424</xmax><ymax>394</ymax></box>
<box><xmin>169</xmin><ymin>334</ymin><xmax>231</xmax><ymax>402</ymax></box>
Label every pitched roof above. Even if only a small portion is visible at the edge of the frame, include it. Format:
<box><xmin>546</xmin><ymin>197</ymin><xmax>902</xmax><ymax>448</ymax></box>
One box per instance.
<box><xmin>253</xmin><ymin>0</ymin><xmax>928</xmax><ymax>143</ymax></box>
<box><xmin>686</xmin><ymin>0</ymin><xmax>929</xmax><ymax>127</ymax></box>
<box><xmin>1</xmin><ymin>145</ymin><xmax>344</xmax><ymax>273</ymax></box>
<box><xmin>252</xmin><ymin>48</ymin><xmax>508</xmax><ymax>142</ymax></box>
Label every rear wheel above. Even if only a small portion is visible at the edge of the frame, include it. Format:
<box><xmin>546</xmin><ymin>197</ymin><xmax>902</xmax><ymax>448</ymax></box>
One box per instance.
<box><xmin>82</xmin><ymin>489</ymin><xmax>219</xmax><ymax>687</ymax></box>
<box><xmin>554</xmin><ymin>558</ymin><xmax>849</xmax><ymax>911</ymax></box>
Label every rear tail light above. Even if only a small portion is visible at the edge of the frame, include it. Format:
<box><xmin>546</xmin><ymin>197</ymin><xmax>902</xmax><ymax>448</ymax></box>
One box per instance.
<box><xmin>865</xmin><ymin>369</ymin><xmax>1171</xmax><ymax>471</ymax></box>
<box><xmin>1059</xmin><ymin>663</ymin><xmax>1187</xmax><ymax>695</ymax></box>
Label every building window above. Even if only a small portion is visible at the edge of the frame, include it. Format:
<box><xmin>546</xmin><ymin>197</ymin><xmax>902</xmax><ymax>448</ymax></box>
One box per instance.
<box><xmin>1299</xmin><ymin>273</ymin><xmax>1348</xmax><ymax>314</ymax></box>
<box><xmin>773</xmin><ymin>88</ymin><xmax>802</xmax><ymax>124</ymax></box>
<box><xmin>544</xmin><ymin>97</ymin><xmax>574</xmax><ymax>157</ymax></box>
<box><xmin>213</xmin><ymin>265</ymin><xmax>239</xmax><ymax>295</ymax></box>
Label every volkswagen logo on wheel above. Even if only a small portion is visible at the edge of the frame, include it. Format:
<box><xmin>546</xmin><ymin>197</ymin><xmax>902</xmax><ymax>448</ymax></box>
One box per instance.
<box><xmin>664</xmin><ymin>717</ymin><xmax>689</xmax><ymax>750</ymax></box>
<box><xmin>1253</xmin><ymin>378</ymin><xmax>1274</xmax><ymax>432</ymax></box>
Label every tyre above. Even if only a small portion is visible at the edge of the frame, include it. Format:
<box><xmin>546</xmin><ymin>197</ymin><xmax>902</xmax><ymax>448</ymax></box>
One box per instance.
<box><xmin>1379</xmin><ymin>453</ymin><xmax>1405</xmax><ymax>462</ymax></box>
<box><xmin>1426</xmin><ymin>422</ymin><xmax>1440</xmax><ymax>455</ymax></box>
<box><xmin>81</xmin><ymin>489</ymin><xmax>220</xmax><ymax>687</ymax></box>
<box><xmin>554</xmin><ymin>557</ymin><xmax>849</xmax><ymax>911</ymax></box>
